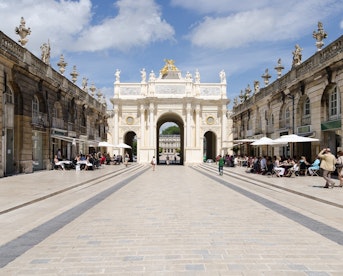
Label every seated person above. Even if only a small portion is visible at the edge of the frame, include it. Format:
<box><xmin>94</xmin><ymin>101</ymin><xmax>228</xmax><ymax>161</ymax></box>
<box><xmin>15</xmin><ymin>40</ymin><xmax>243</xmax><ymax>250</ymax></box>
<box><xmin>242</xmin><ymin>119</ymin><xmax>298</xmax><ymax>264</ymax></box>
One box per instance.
<box><xmin>308</xmin><ymin>157</ymin><xmax>320</xmax><ymax>175</ymax></box>
<box><xmin>298</xmin><ymin>156</ymin><xmax>310</xmax><ymax>175</ymax></box>
<box><xmin>106</xmin><ymin>153</ymin><xmax>112</xmax><ymax>165</ymax></box>
<box><xmin>54</xmin><ymin>155</ymin><xmax>65</xmax><ymax>170</ymax></box>
<box><xmin>85</xmin><ymin>154</ymin><xmax>93</xmax><ymax>170</ymax></box>
<box><xmin>273</xmin><ymin>156</ymin><xmax>285</xmax><ymax>176</ymax></box>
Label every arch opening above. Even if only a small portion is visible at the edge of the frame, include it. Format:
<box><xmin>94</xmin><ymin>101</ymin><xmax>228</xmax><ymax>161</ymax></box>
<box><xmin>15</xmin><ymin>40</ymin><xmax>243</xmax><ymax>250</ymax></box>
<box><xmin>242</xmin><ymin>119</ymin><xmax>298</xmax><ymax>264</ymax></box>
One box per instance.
<box><xmin>203</xmin><ymin>131</ymin><xmax>217</xmax><ymax>162</ymax></box>
<box><xmin>157</xmin><ymin>113</ymin><xmax>184</xmax><ymax>165</ymax></box>
<box><xmin>124</xmin><ymin>131</ymin><xmax>137</xmax><ymax>162</ymax></box>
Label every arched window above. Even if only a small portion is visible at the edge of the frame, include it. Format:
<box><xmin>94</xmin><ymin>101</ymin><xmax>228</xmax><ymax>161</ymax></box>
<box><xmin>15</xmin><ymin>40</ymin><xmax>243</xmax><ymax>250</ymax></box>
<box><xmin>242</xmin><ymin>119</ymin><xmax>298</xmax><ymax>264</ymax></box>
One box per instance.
<box><xmin>304</xmin><ymin>98</ymin><xmax>310</xmax><ymax>116</ymax></box>
<box><xmin>32</xmin><ymin>95</ymin><xmax>39</xmax><ymax>117</ymax></box>
<box><xmin>329</xmin><ymin>86</ymin><xmax>340</xmax><ymax>120</ymax></box>
<box><xmin>4</xmin><ymin>89</ymin><xmax>13</xmax><ymax>104</ymax></box>
<box><xmin>285</xmin><ymin>107</ymin><xmax>290</xmax><ymax>127</ymax></box>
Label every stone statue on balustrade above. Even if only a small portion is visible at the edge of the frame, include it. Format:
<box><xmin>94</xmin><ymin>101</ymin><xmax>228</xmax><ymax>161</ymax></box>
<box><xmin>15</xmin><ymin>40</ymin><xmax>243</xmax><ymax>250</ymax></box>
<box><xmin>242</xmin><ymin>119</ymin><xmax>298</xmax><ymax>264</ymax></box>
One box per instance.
<box><xmin>253</xmin><ymin>80</ymin><xmax>260</xmax><ymax>93</ymax></box>
<box><xmin>140</xmin><ymin>68</ymin><xmax>146</xmax><ymax>82</ymax></box>
<box><xmin>313</xmin><ymin>21</ymin><xmax>327</xmax><ymax>51</ymax></box>
<box><xmin>15</xmin><ymin>17</ymin><xmax>31</xmax><ymax>46</ymax></box>
<box><xmin>82</xmin><ymin>77</ymin><xmax>88</xmax><ymax>91</ymax></box>
<box><xmin>115</xmin><ymin>69</ymin><xmax>121</xmax><ymax>82</ymax></box>
<box><xmin>149</xmin><ymin>70</ymin><xmax>156</xmax><ymax>82</ymax></box>
<box><xmin>194</xmin><ymin>69</ymin><xmax>200</xmax><ymax>83</ymax></box>
<box><xmin>219</xmin><ymin>70</ymin><xmax>226</xmax><ymax>83</ymax></box>
<box><xmin>185</xmin><ymin>71</ymin><xmax>192</xmax><ymax>81</ymax></box>
<box><xmin>292</xmin><ymin>44</ymin><xmax>303</xmax><ymax>67</ymax></box>
<box><xmin>40</xmin><ymin>40</ymin><xmax>51</xmax><ymax>65</ymax></box>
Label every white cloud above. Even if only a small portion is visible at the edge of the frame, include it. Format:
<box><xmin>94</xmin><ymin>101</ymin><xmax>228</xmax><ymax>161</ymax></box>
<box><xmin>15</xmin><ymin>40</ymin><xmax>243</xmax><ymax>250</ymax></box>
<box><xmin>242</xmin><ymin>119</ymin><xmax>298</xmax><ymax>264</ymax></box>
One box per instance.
<box><xmin>170</xmin><ymin>0</ymin><xmax>271</xmax><ymax>14</ymax></box>
<box><xmin>0</xmin><ymin>0</ymin><xmax>92</xmax><ymax>56</ymax></box>
<box><xmin>73</xmin><ymin>0</ymin><xmax>175</xmax><ymax>51</ymax></box>
<box><xmin>0</xmin><ymin>0</ymin><xmax>174</xmax><ymax>56</ymax></box>
<box><xmin>181</xmin><ymin>0</ymin><xmax>342</xmax><ymax>49</ymax></box>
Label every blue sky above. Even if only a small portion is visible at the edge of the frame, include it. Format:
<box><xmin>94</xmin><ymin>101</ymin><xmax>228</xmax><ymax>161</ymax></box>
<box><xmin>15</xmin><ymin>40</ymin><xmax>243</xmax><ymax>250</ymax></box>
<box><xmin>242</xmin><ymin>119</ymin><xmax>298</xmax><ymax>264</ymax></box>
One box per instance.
<box><xmin>1</xmin><ymin>0</ymin><xmax>342</xmax><ymax>109</ymax></box>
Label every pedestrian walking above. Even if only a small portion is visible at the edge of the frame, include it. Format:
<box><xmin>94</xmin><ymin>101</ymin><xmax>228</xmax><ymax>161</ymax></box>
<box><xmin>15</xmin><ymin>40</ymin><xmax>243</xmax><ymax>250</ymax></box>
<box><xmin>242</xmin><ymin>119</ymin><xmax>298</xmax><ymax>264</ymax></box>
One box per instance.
<box><xmin>151</xmin><ymin>156</ymin><xmax>156</xmax><ymax>171</ymax></box>
<box><xmin>218</xmin><ymin>155</ymin><xmax>225</xmax><ymax>175</ymax></box>
<box><xmin>318</xmin><ymin>148</ymin><xmax>336</xmax><ymax>188</ymax></box>
<box><xmin>335</xmin><ymin>151</ymin><xmax>343</xmax><ymax>187</ymax></box>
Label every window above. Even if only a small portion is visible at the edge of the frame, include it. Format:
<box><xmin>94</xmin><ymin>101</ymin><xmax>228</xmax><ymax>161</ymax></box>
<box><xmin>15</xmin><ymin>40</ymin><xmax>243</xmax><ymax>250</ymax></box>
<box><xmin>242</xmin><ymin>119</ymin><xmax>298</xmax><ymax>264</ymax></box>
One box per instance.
<box><xmin>285</xmin><ymin>107</ymin><xmax>290</xmax><ymax>125</ymax></box>
<box><xmin>304</xmin><ymin>98</ymin><xmax>310</xmax><ymax>116</ymax></box>
<box><xmin>4</xmin><ymin>89</ymin><xmax>13</xmax><ymax>104</ymax></box>
<box><xmin>32</xmin><ymin>96</ymin><xmax>39</xmax><ymax>117</ymax></box>
<box><xmin>329</xmin><ymin>87</ymin><xmax>340</xmax><ymax>120</ymax></box>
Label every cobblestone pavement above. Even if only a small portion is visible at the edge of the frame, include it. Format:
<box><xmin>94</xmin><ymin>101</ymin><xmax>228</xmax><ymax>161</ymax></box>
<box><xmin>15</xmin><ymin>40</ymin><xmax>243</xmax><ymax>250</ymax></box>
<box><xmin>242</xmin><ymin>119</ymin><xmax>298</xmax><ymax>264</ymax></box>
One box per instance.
<box><xmin>0</xmin><ymin>164</ymin><xmax>342</xmax><ymax>275</ymax></box>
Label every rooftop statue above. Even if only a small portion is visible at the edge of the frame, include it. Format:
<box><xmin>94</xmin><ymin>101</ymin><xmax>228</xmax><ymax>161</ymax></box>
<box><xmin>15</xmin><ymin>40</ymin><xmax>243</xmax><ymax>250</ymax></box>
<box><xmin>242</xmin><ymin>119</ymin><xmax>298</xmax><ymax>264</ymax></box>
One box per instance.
<box><xmin>140</xmin><ymin>68</ymin><xmax>146</xmax><ymax>82</ymax></box>
<box><xmin>219</xmin><ymin>70</ymin><xmax>226</xmax><ymax>84</ymax></box>
<box><xmin>194</xmin><ymin>69</ymin><xmax>200</xmax><ymax>83</ymax></box>
<box><xmin>313</xmin><ymin>21</ymin><xmax>327</xmax><ymax>51</ymax></box>
<box><xmin>15</xmin><ymin>17</ymin><xmax>31</xmax><ymax>46</ymax></box>
<box><xmin>115</xmin><ymin>69</ymin><xmax>121</xmax><ymax>82</ymax></box>
<box><xmin>40</xmin><ymin>40</ymin><xmax>51</xmax><ymax>65</ymax></box>
<box><xmin>292</xmin><ymin>44</ymin><xmax>303</xmax><ymax>67</ymax></box>
<box><xmin>160</xmin><ymin>59</ymin><xmax>178</xmax><ymax>77</ymax></box>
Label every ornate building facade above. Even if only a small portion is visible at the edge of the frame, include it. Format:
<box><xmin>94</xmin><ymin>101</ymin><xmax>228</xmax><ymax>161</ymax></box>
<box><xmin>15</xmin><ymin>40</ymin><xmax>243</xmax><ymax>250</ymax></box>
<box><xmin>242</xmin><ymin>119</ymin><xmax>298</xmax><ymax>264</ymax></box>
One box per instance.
<box><xmin>231</xmin><ymin>30</ymin><xmax>343</xmax><ymax>161</ymax></box>
<box><xmin>108</xmin><ymin>60</ymin><xmax>233</xmax><ymax>164</ymax></box>
<box><xmin>0</xmin><ymin>30</ymin><xmax>108</xmax><ymax>176</ymax></box>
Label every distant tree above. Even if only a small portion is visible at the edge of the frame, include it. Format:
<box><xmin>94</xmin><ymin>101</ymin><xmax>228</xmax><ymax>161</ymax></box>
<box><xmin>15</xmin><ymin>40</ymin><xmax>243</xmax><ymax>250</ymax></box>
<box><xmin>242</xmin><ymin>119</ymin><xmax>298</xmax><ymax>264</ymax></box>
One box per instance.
<box><xmin>162</xmin><ymin>126</ymin><xmax>180</xmax><ymax>135</ymax></box>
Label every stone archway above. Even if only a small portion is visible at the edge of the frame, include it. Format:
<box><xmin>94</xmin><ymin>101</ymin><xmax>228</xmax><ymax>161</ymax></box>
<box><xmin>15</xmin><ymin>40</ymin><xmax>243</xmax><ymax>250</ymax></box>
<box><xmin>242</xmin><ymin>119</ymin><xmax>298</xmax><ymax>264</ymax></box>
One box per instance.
<box><xmin>156</xmin><ymin>112</ymin><xmax>184</xmax><ymax>165</ymax></box>
<box><xmin>109</xmin><ymin>60</ymin><xmax>232</xmax><ymax>164</ymax></box>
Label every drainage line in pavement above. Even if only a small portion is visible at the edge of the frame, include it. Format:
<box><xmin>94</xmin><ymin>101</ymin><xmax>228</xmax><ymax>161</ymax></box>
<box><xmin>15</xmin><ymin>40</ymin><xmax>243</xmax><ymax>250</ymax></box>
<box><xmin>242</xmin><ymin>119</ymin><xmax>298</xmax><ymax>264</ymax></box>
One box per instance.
<box><xmin>194</xmin><ymin>167</ymin><xmax>343</xmax><ymax>246</ymax></box>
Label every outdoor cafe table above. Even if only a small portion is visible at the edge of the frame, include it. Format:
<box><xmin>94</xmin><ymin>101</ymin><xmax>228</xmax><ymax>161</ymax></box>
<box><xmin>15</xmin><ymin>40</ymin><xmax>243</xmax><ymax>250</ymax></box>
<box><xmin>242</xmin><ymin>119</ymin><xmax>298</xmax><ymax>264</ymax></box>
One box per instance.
<box><xmin>280</xmin><ymin>164</ymin><xmax>295</xmax><ymax>177</ymax></box>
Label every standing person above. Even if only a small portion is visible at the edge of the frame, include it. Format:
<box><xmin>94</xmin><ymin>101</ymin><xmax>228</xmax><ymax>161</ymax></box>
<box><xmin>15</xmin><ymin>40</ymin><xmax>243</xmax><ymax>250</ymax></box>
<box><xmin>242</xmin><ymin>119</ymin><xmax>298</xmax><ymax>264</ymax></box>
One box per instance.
<box><xmin>124</xmin><ymin>152</ymin><xmax>129</xmax><ymax>167</ymax></box>
<box><xmin>318</xmin><ymin>148</ymin><xmax>336</xmax><ymax>188</ymax></box>
<box><xmin>151</xmin><ymin>156</ymin><xmax>156</xmax><ymax>171</ymax></box>
<box><xmin>335</xmin><ymin>151</ymin><xmax>343</xmax><ymax>187</ymax></box>
<box><xmin>57</xmin><ymin>149</ymin><xmax>62</xmax><ymax>161</ymax></box>
<box><xmin>218</xmin><ymin>155</ymin><xmax>225</xmax><ymax>175</ymax></box>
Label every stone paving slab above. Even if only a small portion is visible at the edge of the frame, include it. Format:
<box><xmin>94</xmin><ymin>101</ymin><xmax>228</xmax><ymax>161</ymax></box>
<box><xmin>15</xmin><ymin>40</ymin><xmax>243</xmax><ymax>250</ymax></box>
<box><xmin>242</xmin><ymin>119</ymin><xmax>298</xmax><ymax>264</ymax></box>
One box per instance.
<box><xmin>0</xmin><ymin>165</ymin><xmax>342</xmax><ymax>274</ymax></box>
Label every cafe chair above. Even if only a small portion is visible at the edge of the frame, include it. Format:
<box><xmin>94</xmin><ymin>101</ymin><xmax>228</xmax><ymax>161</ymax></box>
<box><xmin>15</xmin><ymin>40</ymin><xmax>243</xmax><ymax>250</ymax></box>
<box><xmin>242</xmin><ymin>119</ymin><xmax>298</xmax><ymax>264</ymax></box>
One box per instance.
<box><xmin>310</xmin><ymin>168</ymin><xmax>320</xmax><ymax>176</ymax></box>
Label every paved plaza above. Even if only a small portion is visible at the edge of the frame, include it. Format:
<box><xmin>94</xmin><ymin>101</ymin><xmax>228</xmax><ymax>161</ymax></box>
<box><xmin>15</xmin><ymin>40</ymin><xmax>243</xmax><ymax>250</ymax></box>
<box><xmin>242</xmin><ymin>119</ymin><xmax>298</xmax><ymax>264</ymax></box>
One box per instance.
<box><xmin>0</xmin><ymin>164</ymin><xmax>342</xmax><ymax>275</ymax></box>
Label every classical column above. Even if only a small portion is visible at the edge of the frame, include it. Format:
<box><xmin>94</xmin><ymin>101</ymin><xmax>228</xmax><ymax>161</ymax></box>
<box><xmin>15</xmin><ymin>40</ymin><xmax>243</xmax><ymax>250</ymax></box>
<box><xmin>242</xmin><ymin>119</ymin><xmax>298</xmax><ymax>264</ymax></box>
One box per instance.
<box><xmin>221</xmin><ymin>105</ymin><xmax>227</xmax><ymax>149</ymax></box>
<box><xmin>140</xmin><ymin>105</ymin><xmax>145</xmax><ymax>147</ymax></box>
<box><xmin>186</xmin><ymin>103</ymin><xmax>192</xmax><ymax>147</ymax></box>
<box><xmin>195</xmin><ymin>105</ymin><xmax>200</xmax><ymax>148</ymax></box>
<box><xmin>149</xmin><ymin>103</ymin><xmax>155</xmax><ymax>147</ymax></box>
<box><xmin>113</xmin><ymin>104</ymin><xmax>119</xmax><ymax>145</ymax></box>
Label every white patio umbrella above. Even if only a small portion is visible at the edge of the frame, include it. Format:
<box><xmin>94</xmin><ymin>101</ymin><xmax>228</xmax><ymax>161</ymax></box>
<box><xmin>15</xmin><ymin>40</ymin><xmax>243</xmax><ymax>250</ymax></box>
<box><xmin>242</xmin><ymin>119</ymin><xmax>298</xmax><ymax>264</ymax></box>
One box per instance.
<box><xmin>98</xmin><ymin>141</ymin><xmax>115</xmax><ymax>147</ymax></box>
<box><xmin>251</xmin><ymin>137</ymin><xmax>285</xmax><ymax>146</ymax></box>
<box><xmin>274</xmin><ymin>134</ymin><xmax>319</xmax><ymax>157</ymax></box>
<box><xmin>273</xmin><ymin>134</ymin><xmax>319</xmax><ymax>143</ymax></box>
<box><xmin>115</xmin><ymin>142</ymin><xmax>132</xmax><ymax>149</ymax></box>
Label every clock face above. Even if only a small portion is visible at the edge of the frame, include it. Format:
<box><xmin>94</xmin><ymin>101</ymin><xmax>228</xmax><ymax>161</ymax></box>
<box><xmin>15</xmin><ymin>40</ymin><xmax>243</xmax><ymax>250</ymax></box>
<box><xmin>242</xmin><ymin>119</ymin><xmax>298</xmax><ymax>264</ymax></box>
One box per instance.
<box><xmin>206</xmin><ymin>116</ymin><xmax>214</xmax><ymax>125</ymax></box>
<box><xmin>126</xmin><ymin>116</ymin><xmax>134</xmax><ymax>125</ymax></box>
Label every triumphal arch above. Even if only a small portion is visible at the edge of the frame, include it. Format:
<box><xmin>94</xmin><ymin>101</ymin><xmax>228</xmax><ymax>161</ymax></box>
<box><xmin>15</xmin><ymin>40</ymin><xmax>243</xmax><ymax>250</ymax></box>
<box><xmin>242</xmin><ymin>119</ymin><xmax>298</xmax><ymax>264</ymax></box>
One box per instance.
<box><xmin>108</xmin><ymin>60</ymin><xmax>233</xmax><ymax>164</ymax></box>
